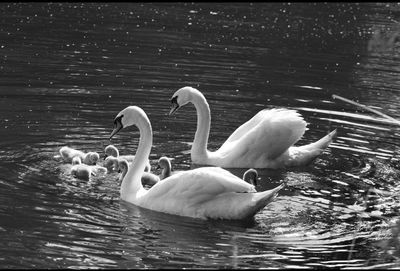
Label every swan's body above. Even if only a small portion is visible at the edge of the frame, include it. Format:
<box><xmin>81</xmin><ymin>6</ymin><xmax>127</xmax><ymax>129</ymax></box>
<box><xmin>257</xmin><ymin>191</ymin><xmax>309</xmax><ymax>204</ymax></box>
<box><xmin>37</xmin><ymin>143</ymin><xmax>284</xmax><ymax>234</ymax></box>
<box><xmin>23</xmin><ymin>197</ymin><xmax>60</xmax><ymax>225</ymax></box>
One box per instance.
<box><xmin>169</xmin><ymin>86</ymin><xmax>337</xmax><ymax>169</ymax></box>
<box><xmin>118</xmin><ymin>157</ymin><xmax>172</xmax><ymax>188</ymax></box>
<box><xmin>110</xmin><ymin>105</ymin><xmax>284</xmax><ymax>220</ymax></box>
<box><xmin>104</xmin><ymin>144</ymin><xmax>150</xmax><ymax>172</ymax></box>
<box><xmin>59</xmin><ymin>146</ymin><xmax>100</xmax><ymax>165</ymax></box>
<box><xmin>243</xmin><ymin>168</ymin><xmax>258</xmax><ymax>186</ymax></box>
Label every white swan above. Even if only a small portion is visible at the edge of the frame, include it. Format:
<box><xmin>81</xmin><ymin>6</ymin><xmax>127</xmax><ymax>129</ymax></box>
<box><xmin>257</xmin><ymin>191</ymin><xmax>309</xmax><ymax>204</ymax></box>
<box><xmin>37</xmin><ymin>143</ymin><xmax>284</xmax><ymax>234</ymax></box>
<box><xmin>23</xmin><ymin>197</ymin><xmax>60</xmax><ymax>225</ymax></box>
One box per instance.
<box><xmin>117</xmin><ymin>156</ymin><xmax>172</xmax><ymax>188</ymax></box>
<box><xmin>109</xmin><ymin>105</ymin><xmax>285</xmax><ymax>220</ymax></box>
<box><xmin>169</xmin><ymin>86</ymin><xmax>337</xmax><ymax>169</ymax></box>
<box><xmin>104</xmin><ymin>144</ymin><xmax>150</xmax><ymax>172</ymax></box>
<box><xmin>59</xmin><ymin>146</ymin><xmax>100</xmax><ymax>166</ymax></box>
<box><xmin>242</xmin><ymin>168</ymin><xmax>258</xmax><ymax>186</ymax></box>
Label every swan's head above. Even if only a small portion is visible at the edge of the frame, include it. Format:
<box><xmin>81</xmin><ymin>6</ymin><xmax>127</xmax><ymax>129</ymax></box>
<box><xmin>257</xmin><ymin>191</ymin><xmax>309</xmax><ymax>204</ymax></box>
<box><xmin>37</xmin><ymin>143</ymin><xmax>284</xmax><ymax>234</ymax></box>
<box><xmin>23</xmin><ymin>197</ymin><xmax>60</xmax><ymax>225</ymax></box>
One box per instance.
<box><xmin>243</xmin><ymin>168</ymin><xmax>258</xmax><ymax>186</ymax></box>
<box><xmin>71</xmin><ymin>156</ymin><xmax>82</xmax><ymax>165</ymax></box>
<box><xmin>156</xmin><ymin>156</ymin><xmax>171</xmax><ymax>170</ymax></box>
<box><xmin>104</xmin><ymin>144</ymin><xmax>119</xmax><ymax>158</ymax></box>
<box><xmin>110</xmin><ymin>106</ymin><xmax>149</xmax><ymax>139</ymax></box>
<box><xmin>104</xmin><ymin>156</ymin><xmax>119</xmax><ymax>171</ymax></box>
<box><xmin>169</xmin><ymin>86</ymin><xmax>201</xmax><ymax>115</ymax></box>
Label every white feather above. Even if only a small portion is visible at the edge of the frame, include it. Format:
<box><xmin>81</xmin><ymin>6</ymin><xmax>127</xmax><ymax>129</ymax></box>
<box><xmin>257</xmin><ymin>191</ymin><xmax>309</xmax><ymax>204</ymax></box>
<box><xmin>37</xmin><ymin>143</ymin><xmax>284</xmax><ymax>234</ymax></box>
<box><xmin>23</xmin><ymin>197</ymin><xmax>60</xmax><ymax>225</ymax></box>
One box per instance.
<box><xmin>111</xmin><ymin>106</ymin><xmax>284</xmax><ymax>220</ymax></box>
<box><xmin>169</xmin><ymin>87</ymin><xmax>337</xmax><ymax>169</ymax></box>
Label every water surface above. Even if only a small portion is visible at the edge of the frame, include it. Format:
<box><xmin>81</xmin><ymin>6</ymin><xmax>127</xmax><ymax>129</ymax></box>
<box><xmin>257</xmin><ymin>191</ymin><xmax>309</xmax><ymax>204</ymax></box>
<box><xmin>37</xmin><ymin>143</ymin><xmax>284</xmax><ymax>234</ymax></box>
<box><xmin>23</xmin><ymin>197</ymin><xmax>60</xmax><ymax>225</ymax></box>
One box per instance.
<box><xmin>1</xmin><ymin>2</ymin><xmax>400</xmax><ymax>269</ymax></box>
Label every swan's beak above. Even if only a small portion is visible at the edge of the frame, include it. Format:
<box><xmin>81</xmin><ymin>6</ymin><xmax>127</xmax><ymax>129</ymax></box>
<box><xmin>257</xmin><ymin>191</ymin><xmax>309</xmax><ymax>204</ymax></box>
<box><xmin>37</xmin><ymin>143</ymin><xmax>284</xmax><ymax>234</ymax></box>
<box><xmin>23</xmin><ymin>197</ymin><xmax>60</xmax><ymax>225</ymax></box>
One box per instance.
<box><xmin>169</xmin><ymin>103</ymin><xmax>180</xmax><ymax>115</ymax></box>
<box><xmin>156</xmin><ymin>165</ymin><xmax>161</xmax><ymax>170</ymax></box>
<box><xmin>110</xmin><ymin>119</ymin><xmax>123</xmax><ymax>139</ymax></box>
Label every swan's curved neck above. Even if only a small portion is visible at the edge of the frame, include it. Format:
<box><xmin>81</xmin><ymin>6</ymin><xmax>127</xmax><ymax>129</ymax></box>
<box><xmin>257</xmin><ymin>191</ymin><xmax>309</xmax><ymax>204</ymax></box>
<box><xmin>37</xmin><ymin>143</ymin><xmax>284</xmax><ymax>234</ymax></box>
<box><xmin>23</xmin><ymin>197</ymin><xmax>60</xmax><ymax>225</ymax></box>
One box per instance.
<box><xmin>191</xmin><ymin>92</ymin><xmax>211</xmax><ymax>159</ymax></box>
<box><xmin>120</xmin><ymin>116</ymin><xmax>152</xmax><ymax>201</ymax></box>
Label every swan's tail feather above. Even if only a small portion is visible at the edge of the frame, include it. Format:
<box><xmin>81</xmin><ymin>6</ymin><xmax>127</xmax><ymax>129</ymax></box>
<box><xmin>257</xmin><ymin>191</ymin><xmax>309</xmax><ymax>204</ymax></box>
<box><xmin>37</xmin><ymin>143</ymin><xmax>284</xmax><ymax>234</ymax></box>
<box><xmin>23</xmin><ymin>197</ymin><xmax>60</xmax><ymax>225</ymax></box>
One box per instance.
<box><xmin>244</xmin><ymin>182</ymin><xmax>286</xmax><ymax>219</ymax></box>
<box><xmin>302</xmin><ymin>129</ymin><xmax>337</xmax><ymax>151</ymax></box>
<box><xmin>286</xmin><ymin>129</ymin><xmax>336</xmax><ymax>167</ymax></box>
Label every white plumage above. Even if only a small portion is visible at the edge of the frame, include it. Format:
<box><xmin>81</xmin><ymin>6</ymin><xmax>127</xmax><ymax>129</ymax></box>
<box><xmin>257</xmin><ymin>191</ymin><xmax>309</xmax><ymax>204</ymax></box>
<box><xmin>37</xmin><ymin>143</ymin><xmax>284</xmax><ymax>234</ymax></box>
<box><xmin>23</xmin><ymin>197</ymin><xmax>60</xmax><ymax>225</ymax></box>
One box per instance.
<box><xmin>169</xmin><ymin>86</ymin><xmax>337</xmax><ymax>169</ymax></box>
<box><xmin>110</xmin><ymin>105</ymin><xmax>284</xmax><ymax>220</ymax></box>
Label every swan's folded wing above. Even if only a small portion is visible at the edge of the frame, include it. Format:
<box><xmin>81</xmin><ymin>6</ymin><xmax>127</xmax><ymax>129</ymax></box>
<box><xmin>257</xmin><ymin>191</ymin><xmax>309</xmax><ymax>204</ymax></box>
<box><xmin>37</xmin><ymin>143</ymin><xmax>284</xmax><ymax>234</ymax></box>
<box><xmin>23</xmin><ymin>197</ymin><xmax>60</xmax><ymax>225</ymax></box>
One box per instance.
<box><xmin>143</xmin><ymin>167</ymin><xmax>255</xmax><ymax>208</ymax></box>
<box><xmin>218</xmin><ymin>109</ymin><xmax>307</xmax><ymax>160</ymax></box>
<box><xmin>224</xmin><ymin>109</ymin><xmax>270</xmax><ymax>144</ymax></box>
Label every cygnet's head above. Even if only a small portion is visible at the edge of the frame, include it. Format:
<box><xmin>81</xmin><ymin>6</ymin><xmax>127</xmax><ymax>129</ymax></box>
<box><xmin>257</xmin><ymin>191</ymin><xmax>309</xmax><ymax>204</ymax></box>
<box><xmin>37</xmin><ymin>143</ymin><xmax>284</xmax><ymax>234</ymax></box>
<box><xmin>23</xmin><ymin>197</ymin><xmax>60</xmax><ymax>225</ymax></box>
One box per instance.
<box><xmin>157</xmin><ymin>156</ymin><xmax>172</xmax><ymax>180</ymax></box>
<box><xmin>169</xmin><ymin>86</ymin><xmax>204</xmax><ymax>115</ymax></box>
<box><xmin>84</xmin><ymin>152</ymin><xmax>100</xmax><ymax>165</ymax></box>
<box><xmin>71</xmin><ymin>156</ymin><xmax>82</xmax><ymax>165</ymax></box>
<box><xmin>117</xmin><ymin>159</ymin><xmax>129</xmax><ymax>182</ymax></box>
<box><xmin>59</xmin><ymin>146</ymin><xmax>69</xmax><ymax>156</ymax></box>
<box><xmin>104</xmin><ymin>144</ymin><xmax>119</xmax><ymax>158</ymax></box>
<box><xmin>157</xmin><ymin>156</ymin><xmax>171</xmax><ymax>170</ymax></box>
<box><xmin>104</xmin><ymin>156</ymin><xmax>119</xmax><ymax>171</ymax></box>
<box><xmin>243</xmin><ymin>168</ymin><xmax>258</xmax><ymax>186</ymax></box>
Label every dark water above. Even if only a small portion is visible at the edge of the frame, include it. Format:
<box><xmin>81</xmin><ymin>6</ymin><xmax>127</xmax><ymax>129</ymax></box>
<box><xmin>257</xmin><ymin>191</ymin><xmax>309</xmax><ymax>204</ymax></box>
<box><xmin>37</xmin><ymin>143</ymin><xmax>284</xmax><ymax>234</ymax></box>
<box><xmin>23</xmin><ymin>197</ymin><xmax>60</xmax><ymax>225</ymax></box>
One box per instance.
<box><xmin>1</xmin><ymin>2</ymin><xmax>400</xmax><ymax>269</ymax></box>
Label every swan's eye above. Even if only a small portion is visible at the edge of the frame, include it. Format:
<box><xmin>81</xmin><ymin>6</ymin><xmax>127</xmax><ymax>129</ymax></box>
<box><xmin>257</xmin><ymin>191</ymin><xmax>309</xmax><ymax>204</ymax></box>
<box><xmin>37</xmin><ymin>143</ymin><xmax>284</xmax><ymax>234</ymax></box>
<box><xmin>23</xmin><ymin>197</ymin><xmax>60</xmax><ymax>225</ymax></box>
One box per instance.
<box><xmin>114</xmin><ymin>115</ymin><xmax>124</xmax><ymax>127</ymax></box>
<box><xmin>171</xmin><ymin>96</ymin><xmax>178</xmax><ymax>105</ymax></box>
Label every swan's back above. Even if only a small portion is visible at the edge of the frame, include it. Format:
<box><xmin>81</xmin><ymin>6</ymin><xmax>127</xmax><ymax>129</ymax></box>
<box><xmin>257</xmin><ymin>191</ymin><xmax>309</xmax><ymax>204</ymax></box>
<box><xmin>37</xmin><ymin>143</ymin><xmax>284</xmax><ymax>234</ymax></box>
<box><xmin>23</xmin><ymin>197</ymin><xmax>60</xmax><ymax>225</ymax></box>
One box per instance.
<box><xmin>137</xmin><ymin>167</ymin><xmax>256</xmax><ymax>219</ymax></box>
<box><xmin>199</xmin><ymin>182</ymin><xmax>284</xmax><ymax>220</ymax></box>
<box><xmin>217</xmin><ymin>109</ymin><xmax>307</xmax><ymax>164</ymax></box>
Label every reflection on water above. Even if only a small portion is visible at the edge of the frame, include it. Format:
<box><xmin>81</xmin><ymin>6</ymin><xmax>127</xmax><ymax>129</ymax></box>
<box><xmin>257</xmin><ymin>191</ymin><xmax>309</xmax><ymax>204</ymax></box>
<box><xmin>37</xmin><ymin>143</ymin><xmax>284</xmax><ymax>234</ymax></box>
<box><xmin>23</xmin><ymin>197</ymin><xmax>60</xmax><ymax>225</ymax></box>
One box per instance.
<box><xmin>0</xmin><ymin>2</ymin><xmax>400</xmax><ymax>269</ymax></box>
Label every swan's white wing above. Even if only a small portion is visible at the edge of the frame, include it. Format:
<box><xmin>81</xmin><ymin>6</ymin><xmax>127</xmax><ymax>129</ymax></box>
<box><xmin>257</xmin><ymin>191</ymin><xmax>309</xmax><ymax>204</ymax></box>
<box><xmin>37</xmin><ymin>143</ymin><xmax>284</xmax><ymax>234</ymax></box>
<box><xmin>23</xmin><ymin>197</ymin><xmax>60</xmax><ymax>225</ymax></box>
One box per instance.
<box><xmin>139</xmin><ymin>167</ymin><xmax>255</xmax><ymax>213</ymax></box>
<box><xmin>223</xmin><ymin>109</ymin><xmax>270</xmax><ymax>144</ymax></box>
<box><xmin>218</xmin><ymin>108</ymin><xmax>307</xmax><ymax>160</ymax></box>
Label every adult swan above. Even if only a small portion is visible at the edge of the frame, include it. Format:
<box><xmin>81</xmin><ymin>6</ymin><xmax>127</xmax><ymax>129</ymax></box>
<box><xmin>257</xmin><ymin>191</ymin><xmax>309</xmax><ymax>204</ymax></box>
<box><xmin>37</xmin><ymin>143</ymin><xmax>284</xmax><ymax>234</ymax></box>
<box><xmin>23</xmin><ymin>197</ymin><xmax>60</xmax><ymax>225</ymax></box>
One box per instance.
<box><xmin>110</xmin><ymin>105</ymin><xmax>284</xmax><ymax>220</ymax></box>
<box><xmin>169</xmin><ymin>86</ymin><xmax>337</xmax><ymax>169</ymax></box>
